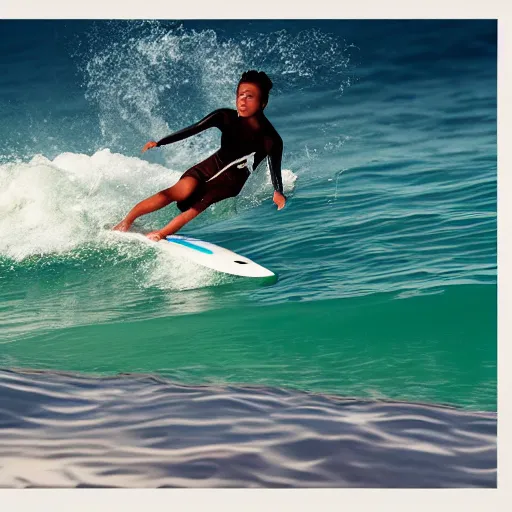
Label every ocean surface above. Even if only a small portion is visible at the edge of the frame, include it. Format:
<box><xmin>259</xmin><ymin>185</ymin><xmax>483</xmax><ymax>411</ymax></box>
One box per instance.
<box><xmin>0</xmin><ymin>20</ymin><xmax>497</xmax><ymax>487</ymax></box>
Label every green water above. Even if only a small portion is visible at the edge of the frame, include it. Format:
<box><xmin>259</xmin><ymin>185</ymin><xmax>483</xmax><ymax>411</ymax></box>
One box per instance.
<box><xmin>1</xmin><ymin>283</ymin><xmax>496</xmax><ymax>410</ymax></box>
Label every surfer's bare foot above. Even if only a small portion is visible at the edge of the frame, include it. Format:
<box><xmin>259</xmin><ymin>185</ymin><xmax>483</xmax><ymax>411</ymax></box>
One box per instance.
<box><xmin>146</xmin><ymin>231</ymin><xmax>163</xmax><ymax>242</ymax></box>
<box><xmin>112</xmin><ymin>219</ymin><xmax>131</xmax><ymax>232</ymax></box>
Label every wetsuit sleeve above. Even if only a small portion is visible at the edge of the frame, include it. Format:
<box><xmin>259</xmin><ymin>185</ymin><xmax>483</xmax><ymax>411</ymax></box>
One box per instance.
<box><xmin>266</xmin><ymin>135</ymin><xmax>284</xmax><ymax>194</ymax></box>
<box><xmin>156</xmin><ymin>109</ymin><xmax>227</xmax><ymax>147</ymax></box>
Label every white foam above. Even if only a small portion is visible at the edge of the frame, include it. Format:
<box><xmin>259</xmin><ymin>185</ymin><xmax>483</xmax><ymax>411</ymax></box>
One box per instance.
<box><xmin>0</xmin><ymin>149</ymin><xmax>177</xmax><ymax>260</ymax></box>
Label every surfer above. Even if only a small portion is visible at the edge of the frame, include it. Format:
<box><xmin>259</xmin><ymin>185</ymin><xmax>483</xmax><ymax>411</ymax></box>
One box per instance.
<box><xmin>113</xmin><ymin>70</ymin><xmax>286</xmax><ymax>241</ymax></box>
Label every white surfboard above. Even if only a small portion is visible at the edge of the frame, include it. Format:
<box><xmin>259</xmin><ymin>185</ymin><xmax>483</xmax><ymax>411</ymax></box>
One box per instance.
<box><xmin>158</xmin><ymin>234</ymin><xmax>275</xmax><ymax>279</ymax></box>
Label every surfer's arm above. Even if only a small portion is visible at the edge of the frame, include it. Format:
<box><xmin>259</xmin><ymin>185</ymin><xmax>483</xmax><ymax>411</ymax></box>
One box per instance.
<box><xmin>267</xmin><ymin>135</ymin><xmax>284</xmax><ymax>194</ymax></box>
<box><xmin>266</xmin><ymin>135</ymin><xmax>286</xmax><ymax>210</ymax></box>
<box><xmin>156</xmin><ymin>109</ymin><xmax>228</xmax><ymax>147</ymax></box>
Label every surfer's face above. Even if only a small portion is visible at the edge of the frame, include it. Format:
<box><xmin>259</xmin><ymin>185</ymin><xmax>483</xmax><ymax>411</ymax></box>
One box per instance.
<box><xmin>236</xmin><ymin>83</ymin><xmax>265</xmax><ymax>117</ymax></box>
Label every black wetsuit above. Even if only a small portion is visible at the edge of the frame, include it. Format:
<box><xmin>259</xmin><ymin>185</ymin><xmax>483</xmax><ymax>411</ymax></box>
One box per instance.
<box><xmin>156</xmin><ymin>108</ymin><xmax>283</xmax><ymax>212</ymax></box>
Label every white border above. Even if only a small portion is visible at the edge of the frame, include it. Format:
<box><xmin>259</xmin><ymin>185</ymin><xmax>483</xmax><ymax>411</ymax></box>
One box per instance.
<box><xmin>0</xmin><ymin>488</ymin><xmax>507</xmax><ymax>510</ymax></box>
<box><xmin>0</xmin><ymin>0</ymin><xmax>507</xmax><ymax>19</ymax></box>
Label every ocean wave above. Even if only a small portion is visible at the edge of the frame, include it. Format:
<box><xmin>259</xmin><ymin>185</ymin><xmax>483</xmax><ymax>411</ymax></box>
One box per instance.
<box><xmin>0</xmin><ymin>285</ymin><xmax>497</xmax><ymax>411</ymax></box>
<box><xmin>0</xmin><ymin>148</ymin><xmax>296</xmax><ymax>262</ymax></box>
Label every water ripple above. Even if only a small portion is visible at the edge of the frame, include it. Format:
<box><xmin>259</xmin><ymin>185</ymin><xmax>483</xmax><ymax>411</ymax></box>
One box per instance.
<box><xmin>0</xmin><ymin>369</ymin><xmax>496</xmax><ymax>488</ymax></box>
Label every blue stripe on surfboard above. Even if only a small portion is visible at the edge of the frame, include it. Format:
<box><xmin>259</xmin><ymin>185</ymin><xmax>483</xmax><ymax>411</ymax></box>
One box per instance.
<box><xmin>165</xmin><ymin>236</ymin><xmax>214</xmax><ymax>255</ymax></box>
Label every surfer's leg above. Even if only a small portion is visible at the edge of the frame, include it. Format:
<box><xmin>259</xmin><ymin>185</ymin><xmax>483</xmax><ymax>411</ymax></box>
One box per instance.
<box><xmin>113</xmin><ymin>177</ymin><xmax>199</xmax><ymax>231</ymax></box>
<box><xmin>155</xmin><ymin>177</ymin><xmax>244</xmax><ymax>238</ymax></box>
<box><xmin>156</xmin><ymin>207</ymin><xmax>202</xmax><ymax>237</ymax></box>
<box><xmin>153</xmin><ymin>170</ymin><xmax>249</xmax><ymax>238</ymax></box>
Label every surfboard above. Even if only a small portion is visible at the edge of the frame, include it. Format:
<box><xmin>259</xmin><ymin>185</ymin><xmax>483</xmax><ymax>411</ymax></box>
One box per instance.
<box><xmin>159</xmin><ymin>234</ymin><xmax>275</xmax><ymax>279</ymax></box>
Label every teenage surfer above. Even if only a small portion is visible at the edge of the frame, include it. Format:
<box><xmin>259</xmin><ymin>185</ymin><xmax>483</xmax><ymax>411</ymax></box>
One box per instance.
<box><xmin>113</xmin><ymin>70</ymin><xmax>286</xmax><ymax>242</ymax></box>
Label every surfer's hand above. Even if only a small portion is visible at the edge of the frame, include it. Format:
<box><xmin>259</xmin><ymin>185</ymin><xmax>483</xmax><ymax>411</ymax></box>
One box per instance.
<box><xmin>273</xmin><ymin>191</ymin><xmax>286</xmax><ymax>210</ymax></box>
<box><xmin>146</xmin><ymin>231</ymin><xmax>163</xmax><ymax>242</ymax></box>
<box><xmin>142</xmin><ymin>141</ymin><xmax>158</xmax><ymax>153</ymax></box>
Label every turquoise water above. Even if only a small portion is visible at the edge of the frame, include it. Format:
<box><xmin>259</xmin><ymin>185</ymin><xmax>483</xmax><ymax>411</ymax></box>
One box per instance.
<box><xmin>0</xmin><ymin>20</ymin><xmax>497</xmax><ymax>487</ymax></box>
<box><xmin>1</xmin><ymin>280</ymin><xmax>496</xmax><ymax>410</ymax></box>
